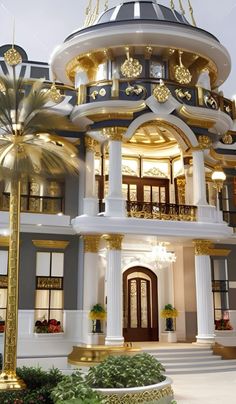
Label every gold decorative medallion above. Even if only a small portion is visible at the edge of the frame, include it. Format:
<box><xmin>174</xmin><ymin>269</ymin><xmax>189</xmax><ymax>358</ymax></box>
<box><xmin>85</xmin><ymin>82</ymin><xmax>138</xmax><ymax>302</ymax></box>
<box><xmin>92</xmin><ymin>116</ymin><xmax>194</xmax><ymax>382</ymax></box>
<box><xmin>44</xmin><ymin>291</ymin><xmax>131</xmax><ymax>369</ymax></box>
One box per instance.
<box><xmin>48</xmin><ymin>83</ymin><xmax>63</xmax><ymax>103</ymax></box>
<box><xmin>193</xmin><ymin>240</ymin><xmax>213</xmax><ymax>256</ymax></box>
<box><xmin>174</xmin><ymin>51</ymin><xmax>192</xmax><ymax>84</ymax></box>
<box><xmin>198</xmin><ymin>135</ymin><xmax>212</xmax><ymax>150</ymax></box>
<box><xmin>222</xmin><ymin>132</ymin><xmax>233</xmax><ymax>145</ymax></box>
<box><xmin>4</xmin><ymin>47</ymin><xmax>22</xmax><ymax>66</ymax></box>
<box><xmin>121</xmin><ymin>58</ymin><xmax>142</xmax><ymax>79</ymax></box>
<box><xmin>153</xmin><ymin>80</ymin><xmax>171</xmax><ymax>103</ymax></box>
<box><xmin>175</xmin><ymin>88</ymin><xmax>192</xmax><ymax>101</ymax></box>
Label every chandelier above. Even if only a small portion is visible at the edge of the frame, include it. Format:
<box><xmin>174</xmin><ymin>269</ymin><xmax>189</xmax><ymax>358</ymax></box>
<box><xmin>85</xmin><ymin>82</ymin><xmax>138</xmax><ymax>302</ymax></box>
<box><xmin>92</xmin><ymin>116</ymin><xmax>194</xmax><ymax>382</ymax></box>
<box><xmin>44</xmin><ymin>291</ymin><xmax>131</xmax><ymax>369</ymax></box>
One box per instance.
<box><xmin>147</xmin><ymin>242</ymin><xmax>176</xmax><ymax>269</ymax></box>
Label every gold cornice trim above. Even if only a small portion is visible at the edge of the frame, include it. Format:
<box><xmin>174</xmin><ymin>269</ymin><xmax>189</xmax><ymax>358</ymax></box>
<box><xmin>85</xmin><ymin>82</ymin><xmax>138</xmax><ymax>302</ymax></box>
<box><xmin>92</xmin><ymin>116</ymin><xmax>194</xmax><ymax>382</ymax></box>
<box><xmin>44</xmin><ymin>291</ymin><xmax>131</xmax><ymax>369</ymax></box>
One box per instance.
<box><xmin>32</xmin><ymin>240</ymin><xmax>70</xmax><ymax>250</ymax></box>
<box><xmin>0</xmin><ymin>236</ymin><xmax>9</xmax><ymax>247</ymax></box>
<box><xmin>83</xmin><ymin>235</ymin><xmax>101</xmax><ymax>253</ymax></box>
<box><xmin>103</xmin><ymin>234</ymin><xmax>124</xmax><ymax>250</ymax></box>
<box><xmin>209</xmin><ymin>148</ymin><xmax>236</xmax><ymax>167</ymax></box>
<box><xmin>210</xmin><ymin>249</ymin><xmax>231</xmax><ymax>257</ymax></box>
<box><xmin>179</xmin><ymin>106</ymin><xmax>216</xmax><ymax>129</ymax></box>
<box><xmin>88</xmin><ymin>112</ymin><xmax>134</xmax><ymax>123</ymax></box>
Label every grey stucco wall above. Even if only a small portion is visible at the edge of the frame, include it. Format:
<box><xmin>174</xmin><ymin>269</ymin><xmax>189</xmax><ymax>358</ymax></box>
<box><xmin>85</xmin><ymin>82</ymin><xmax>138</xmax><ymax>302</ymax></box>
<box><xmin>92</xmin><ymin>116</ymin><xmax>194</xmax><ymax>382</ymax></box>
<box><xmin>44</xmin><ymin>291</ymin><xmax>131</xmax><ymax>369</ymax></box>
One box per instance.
<box><xmin>19</xmin><ymin>233</ymin><xmax>81</xmax><ymax>310</ymax></box>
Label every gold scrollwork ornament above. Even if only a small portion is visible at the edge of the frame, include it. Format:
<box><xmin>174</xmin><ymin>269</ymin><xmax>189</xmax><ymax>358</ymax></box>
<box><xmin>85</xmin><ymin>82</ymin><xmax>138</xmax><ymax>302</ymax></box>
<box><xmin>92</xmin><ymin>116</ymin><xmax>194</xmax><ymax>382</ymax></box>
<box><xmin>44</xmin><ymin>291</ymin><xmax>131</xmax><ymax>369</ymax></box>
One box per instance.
<box><xmin>198</xmin><ymin>135</ymin><xmax>212</xmax><ymax>149</ymax></box>
<box><xmin>153</xmin><ymin>80</ymin><xmax>171</xmax><ymax>103</ymax></box>
<box><xmin>121</xmin><ymin>58</ymin><xmax>142</xmax><ymax>79</ymax></box>
<box><xmin>174</xmin><ymin>51</ymin><xmax>192</xmax><ymax>85</ymax></box>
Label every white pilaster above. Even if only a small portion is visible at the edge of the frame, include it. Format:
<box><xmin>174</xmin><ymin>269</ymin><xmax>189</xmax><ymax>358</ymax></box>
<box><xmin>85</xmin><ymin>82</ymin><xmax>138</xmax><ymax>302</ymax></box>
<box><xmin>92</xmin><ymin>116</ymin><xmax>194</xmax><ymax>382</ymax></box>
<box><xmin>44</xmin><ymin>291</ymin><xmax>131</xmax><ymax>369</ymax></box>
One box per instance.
<box><xmin>104</xmin><ymin>234</ymin><xmax>124</xmax><ymax>346</ymax></box>
<box><xmin>104</xmin><ymin>128</ymin><xmax>126</xmax><ymax>217</ymax></box>
<box><xmin>184</xmin><ymin>167</ymin><xmax>193</xmax><ymax>205</ymax></box>
<box><xmin>82</xmin><ymin>235</ymin><xmax>101</xmax><ymax>343</ymax></box>
<box><xmin>83</xmin><ymin>136</ymin><xmax>98</xmax><ymax>216</ymax></box>
<box><xmin>194</xmin><ymin>240</ymin><xmax>215</xmax><ymax>343</ymax></box>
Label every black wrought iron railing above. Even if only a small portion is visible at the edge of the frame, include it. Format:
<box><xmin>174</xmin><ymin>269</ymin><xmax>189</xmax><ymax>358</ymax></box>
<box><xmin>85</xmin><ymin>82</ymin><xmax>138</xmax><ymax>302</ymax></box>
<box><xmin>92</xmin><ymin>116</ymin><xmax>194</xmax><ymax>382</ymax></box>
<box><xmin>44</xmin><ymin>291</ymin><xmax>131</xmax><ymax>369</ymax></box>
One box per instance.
<box><xmin>223</xmin><ymin>211</ymin><xmax>236</xmax><ymax>228</ymax></box>
<box><xmin>126</xmin><ymin>201</ymin><xmax>197</xmax><ymax>221</ymax></box>
<box><xmin>0</xmin><ymin>192</ymin><xmax>64</xmax><ymax>214</ymax></box>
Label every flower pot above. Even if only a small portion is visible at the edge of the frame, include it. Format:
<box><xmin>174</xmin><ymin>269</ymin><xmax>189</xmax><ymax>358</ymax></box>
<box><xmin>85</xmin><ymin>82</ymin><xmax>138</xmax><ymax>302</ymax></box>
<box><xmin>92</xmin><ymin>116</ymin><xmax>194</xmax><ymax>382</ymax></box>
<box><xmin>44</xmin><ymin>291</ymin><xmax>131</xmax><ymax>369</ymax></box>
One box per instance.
<box><xmin>92</xmin><ymin>319</ymin><xmax>102</xmax><ymax>333</ymax></box>
<box><xmin>94</xmin><ymin>377</ymin><xmax>174</xmax><ymax>404</ymax></box>
<box><xmin>165</xmin><ymin>318</ymin><xmax>174</xmax><ymax>332</ymax></box>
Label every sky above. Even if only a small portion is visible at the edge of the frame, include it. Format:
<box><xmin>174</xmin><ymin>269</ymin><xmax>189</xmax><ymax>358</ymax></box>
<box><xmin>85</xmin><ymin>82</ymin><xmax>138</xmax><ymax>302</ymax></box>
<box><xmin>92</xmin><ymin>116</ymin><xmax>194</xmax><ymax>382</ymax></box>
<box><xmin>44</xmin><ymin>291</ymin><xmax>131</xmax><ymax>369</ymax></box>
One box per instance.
<box><xmin>0</xmin><ymin>0</ymin><xmax>235</xmax><ymax>97</ymax></box>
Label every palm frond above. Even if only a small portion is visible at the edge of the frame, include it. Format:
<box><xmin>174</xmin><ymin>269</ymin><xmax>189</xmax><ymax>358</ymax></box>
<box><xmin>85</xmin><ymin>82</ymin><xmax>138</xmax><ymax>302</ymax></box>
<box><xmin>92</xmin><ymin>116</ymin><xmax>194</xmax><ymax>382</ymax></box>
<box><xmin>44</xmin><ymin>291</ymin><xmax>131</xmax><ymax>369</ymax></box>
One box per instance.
<box><xmin>0</xmin><ymin>75</ymin><xmax>80</xmax><ymax>177</ymax></box>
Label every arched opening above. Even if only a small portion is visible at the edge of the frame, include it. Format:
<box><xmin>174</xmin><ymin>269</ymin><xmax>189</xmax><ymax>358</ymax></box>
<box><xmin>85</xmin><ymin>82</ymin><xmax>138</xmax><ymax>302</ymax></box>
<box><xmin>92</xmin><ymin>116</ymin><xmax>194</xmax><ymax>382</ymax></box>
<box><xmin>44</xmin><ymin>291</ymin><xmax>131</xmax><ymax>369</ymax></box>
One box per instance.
<box><xmin>123</xmin><ymin>266</ymin><xmax>158</xmax><ymax>342</ymax></box>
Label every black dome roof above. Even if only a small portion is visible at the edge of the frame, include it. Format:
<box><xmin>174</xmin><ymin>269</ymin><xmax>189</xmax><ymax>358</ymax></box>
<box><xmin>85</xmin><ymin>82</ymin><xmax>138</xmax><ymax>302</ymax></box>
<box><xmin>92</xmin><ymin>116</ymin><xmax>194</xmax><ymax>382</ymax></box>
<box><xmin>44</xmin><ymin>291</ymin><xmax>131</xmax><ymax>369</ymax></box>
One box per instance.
<box><xmin>96</xmin><ymin>0</ymin><xmax>190</xmax><ymax>26</ymax></box>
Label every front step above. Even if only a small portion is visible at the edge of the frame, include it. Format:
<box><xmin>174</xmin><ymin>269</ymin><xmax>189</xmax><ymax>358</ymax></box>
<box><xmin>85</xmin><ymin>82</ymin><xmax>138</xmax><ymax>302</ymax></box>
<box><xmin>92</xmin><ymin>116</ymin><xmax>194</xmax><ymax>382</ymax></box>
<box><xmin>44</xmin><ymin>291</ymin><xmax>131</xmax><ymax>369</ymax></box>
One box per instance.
<box><xmin>143</xmin><ymin>346</ymin><xmax>236</xmax><ymax>374</ymax></box>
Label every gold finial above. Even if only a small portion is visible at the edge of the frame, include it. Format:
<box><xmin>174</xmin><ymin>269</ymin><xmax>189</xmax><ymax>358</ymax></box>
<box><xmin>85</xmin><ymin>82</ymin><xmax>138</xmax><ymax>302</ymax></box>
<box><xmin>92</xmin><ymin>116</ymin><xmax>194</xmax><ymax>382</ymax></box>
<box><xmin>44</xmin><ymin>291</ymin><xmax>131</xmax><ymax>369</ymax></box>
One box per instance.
<box><xmin>48</xmin><ymin>82</ymin><xmax>63</xmax><ymax>103</ymax></box>
<box><xmin>178</xmin><ymin>0</ymin><xmax>185</xmax><ymax>15</ymax></box>
<box><xmin>4</xmin><ymin>18</ymin><xmax>22</xmax><ymax>66</ymax></box>
<box><xmin>188</xmin><ymin>0</ymin><xmax>196</xmax><ymax>26</ymax></box>
<box><xmin>170</xmin><ymin>0</ymin><xmax>175</xmax><ymax>11</ymax></box>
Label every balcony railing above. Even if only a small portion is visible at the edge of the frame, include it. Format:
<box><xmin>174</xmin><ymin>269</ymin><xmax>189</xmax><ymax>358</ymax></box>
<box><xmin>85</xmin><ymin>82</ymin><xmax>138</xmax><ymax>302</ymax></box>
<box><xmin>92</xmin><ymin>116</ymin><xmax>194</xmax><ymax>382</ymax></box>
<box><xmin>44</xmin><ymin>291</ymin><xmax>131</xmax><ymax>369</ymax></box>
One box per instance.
<box><xmin>127</xmin><ymin>201</ymin><xmax>197</xmax><ymax>221</ymax></box>
<box><xmin>0</xmin><ymin>192</ymin><xmax>64</xmax><ymax>214</ymax></box>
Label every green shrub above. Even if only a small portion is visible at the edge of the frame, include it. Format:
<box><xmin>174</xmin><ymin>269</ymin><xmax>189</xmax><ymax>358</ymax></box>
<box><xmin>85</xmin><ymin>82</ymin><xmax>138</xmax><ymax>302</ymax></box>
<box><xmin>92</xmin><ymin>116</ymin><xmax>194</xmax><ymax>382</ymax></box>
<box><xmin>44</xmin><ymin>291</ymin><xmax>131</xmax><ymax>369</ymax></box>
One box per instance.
<box><xmin>86</xmin><ymin>353</ymin><xmax>166</xmax><ymax>388</ymax></box>
<box><xmin>51</xmin><ymin>370</ymin><xmax>102</xmax><ymax>403</ymax></box>
<box><xmin>0</xmin><ymin>366</ymin><xmax>64</xmax><ymax>404</ymax></box>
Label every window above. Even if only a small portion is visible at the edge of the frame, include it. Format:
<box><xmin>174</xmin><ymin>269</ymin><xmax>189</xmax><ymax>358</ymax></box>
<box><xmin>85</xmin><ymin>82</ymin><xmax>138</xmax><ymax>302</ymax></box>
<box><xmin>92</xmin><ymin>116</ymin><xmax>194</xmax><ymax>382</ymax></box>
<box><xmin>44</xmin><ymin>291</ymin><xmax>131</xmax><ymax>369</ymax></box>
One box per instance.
<box><xmin>211</xmin><ymin>258</ymin><xmax>229</xmax><ymax>320</ymax></box>
<box><xmin>35</xmin><ymin>252</ymin><xmax>64</xmax><ymax>327</ymax></box>
<box><xmin>0</xmin><ymin>250</ymin><xmax>8</xmax><ymax>323</ymax></box>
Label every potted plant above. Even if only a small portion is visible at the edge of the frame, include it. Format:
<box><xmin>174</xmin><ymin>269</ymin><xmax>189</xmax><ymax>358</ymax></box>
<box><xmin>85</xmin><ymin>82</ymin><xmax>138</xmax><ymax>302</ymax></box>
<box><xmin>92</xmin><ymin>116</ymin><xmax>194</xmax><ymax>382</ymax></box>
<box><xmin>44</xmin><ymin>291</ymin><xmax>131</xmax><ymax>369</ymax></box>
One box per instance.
<box><xmin>89</xmin><ymin>304</ymin><xmax>106</xmax><ymax>333</ymax></box>
<box><xmin>161</xmin><ymin>304</ymin><xmax>178</xmax><ymax>332</ymax></box>
<box><xmin>86</xmin><ymin>353</ymin><xmax>174</xmax><ymax>403</ymax></box>
<box><xmin>35</xmin><ymin>318</ymin><xmax>63</xmax><ymax>333</ymax></box>
<box><xmin>215</xmin><ymin>319</ymin><xmax>233</xmax><ymax>330</ymax></box>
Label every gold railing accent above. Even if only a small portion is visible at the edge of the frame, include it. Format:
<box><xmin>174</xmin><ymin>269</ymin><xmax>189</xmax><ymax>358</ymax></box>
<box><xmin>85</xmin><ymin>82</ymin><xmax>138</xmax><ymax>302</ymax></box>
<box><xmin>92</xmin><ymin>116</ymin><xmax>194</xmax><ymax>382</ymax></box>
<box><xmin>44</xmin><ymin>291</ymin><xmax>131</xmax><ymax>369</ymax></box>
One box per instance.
<box><xmin>127</xmin><ymin>201</ymin><xmax>196</xmax><ymax>222</ymax></box>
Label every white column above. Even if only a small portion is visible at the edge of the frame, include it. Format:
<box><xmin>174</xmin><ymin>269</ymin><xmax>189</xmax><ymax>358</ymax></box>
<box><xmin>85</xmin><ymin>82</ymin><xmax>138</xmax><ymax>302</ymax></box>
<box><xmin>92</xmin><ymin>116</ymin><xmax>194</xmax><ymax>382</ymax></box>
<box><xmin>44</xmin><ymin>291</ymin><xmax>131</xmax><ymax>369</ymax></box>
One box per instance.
<box><xmin>192</xmin><ymin>150</ymin><xmax>217</xmax><ymax>222</ymax></box>
<box><xmin>83</xmin><ymin>136</ymin><xmax>98</xmax><ymax>216</ymax></box>
<box><xmin>184</xmin><ymin>166</ymin><xmax>193</xmax><ymax>205</ymax></box>
<box><xmin>192</xmin><ymin>150</ymin><xmax>207</xmax><ymax>206</ymax></box>
<box><xmin>194</xmin><ymin>240</ymin><xmax>215</xmax><ymax>343</ymax></box>
<box><xmin>104</xmin><ymin>128</ymin><xmax>126</xmax><ymax>217</ymax></box>
<box><xmin>82</xmin><ymin>235</ymin><xmax>101</xmax><ymax>344</ymax></box>
<box><xmin>104</xmin><ymin>234</ymin><xmax>124</xmax><ymax>346</ymax></box>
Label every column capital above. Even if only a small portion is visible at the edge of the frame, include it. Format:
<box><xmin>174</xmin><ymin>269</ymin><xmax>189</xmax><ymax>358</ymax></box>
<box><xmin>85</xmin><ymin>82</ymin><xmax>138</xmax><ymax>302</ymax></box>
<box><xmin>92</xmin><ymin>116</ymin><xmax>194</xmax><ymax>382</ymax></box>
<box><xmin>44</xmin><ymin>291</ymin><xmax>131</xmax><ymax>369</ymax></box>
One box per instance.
<box><xmin>85</xmin><ymin>136</ymin><xmax>98</xmax><ymax>152</ymax></box>
<box><xmin>83</xmin><ymin>235</ymin><xmax>101</xmax><ymax>253</ymax></box>
<box><xmin>193</xmin><ymin>239</ymin><xmax>213</xmax><ymax>256</ymax></box>
<box><xmin>103</xmin><ymin>127</ymin><xmax>126</xmax><ymax>141</ymax></box>
<box><xmin>103</xmin><ymin>234</ymin><xmax>124</xmax><ymax>250</ymax></box>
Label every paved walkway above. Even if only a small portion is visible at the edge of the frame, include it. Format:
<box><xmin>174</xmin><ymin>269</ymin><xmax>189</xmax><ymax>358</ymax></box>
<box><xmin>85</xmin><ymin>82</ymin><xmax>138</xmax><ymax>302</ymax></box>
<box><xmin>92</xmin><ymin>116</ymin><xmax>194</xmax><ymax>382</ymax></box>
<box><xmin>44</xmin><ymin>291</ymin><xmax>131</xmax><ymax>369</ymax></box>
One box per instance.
<box><xmin>171</xmin><ymin>371</ymin><xmax>236</xmax><ymax>404</ymax></box>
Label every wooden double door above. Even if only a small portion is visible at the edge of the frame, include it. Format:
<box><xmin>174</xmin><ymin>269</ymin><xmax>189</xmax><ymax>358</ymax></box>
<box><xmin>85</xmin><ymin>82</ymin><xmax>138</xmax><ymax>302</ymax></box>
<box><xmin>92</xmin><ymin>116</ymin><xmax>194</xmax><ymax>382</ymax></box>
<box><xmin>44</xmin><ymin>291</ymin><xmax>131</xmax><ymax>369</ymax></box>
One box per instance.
<box><xmin>123</xmin><ymin>267</ymin><xmax>158</xmax><ymax>342</ymax></box>
<box><xmin>122</xmin><ymin>177</ymin><xmax>169</xmax><ymax>204</ymax></box>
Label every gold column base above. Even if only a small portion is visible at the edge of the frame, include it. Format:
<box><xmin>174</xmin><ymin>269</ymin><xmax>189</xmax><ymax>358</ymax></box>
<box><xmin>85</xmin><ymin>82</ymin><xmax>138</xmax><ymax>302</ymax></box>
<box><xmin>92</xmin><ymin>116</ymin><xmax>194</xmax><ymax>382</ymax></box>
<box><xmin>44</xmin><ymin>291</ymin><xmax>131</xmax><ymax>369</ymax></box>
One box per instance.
<box><xmin>68</xmin><ymin>344</ymin><xmax>141</xmax><ymax>367</ymax></box>
<box><xmin>0</xmin><ymin>372</ymin><xmax>26</xmax><ymax>390</ymax></box>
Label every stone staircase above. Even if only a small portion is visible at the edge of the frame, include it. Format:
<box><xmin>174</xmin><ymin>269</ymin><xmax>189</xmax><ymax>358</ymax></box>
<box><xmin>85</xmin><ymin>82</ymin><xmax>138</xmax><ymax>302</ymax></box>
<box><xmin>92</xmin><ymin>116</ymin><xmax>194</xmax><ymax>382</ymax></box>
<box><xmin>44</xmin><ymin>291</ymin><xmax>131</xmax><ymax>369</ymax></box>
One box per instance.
<box><xmin>143</xmin><ymin>346</ymin><xmax>236</xmax><ymax>374</ymax></box>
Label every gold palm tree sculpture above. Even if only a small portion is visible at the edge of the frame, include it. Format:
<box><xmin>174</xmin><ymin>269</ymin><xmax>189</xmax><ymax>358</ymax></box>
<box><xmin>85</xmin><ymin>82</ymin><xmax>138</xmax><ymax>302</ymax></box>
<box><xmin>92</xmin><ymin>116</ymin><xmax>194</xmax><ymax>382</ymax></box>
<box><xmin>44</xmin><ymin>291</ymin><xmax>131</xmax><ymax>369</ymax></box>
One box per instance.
<box><xmin>0</xmin><ymin>53</ymin><xmax>79</xmax><ymax>389</ymax></box>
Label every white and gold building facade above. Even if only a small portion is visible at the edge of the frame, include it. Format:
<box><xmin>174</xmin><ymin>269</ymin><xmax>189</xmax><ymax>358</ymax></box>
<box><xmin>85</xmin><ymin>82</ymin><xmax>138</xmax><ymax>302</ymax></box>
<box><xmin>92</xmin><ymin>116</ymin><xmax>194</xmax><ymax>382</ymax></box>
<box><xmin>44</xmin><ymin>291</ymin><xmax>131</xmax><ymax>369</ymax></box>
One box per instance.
<box><xmin>1</xmin><ymin>0</ymin><xmax>236</xmax><ymax>365</ymax></box>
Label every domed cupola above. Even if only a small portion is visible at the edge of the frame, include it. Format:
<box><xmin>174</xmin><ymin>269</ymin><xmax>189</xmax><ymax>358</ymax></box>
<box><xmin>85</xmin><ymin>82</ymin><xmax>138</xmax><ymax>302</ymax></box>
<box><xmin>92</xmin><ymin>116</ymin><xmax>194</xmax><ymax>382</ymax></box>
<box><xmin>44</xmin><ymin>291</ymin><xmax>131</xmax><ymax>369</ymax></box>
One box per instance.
<box><xmin>50</xmin><ymin>0</ymin><xmax>230</xmax><ymax>90</ymax></box>
<box><xmin>92</xmin><ymin>0</ymin><xmax>190</xmax><ymax>27</ymax></box>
